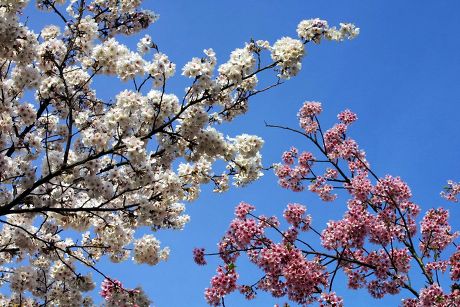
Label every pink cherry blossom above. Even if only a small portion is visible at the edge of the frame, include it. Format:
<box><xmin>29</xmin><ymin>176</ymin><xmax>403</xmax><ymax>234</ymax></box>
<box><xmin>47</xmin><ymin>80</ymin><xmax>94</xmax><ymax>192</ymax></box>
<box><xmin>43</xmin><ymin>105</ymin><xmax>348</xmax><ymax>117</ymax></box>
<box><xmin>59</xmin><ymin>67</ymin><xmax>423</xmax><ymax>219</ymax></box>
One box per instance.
<box><xmin>205</xmin><ymin>266</ymin><xmax>239</xmax><ymax>306</ymax></box>
<box><xmin>420</xmin><ymin>208</ymin><xmax>459</xmax><ymax>255</ymax></box>
<box><xmin>337</xmin><ymin>109</ymin><xmax>358</xmax><ymax>125</ymax></box>
<box><xmin>193</xmin><ymin>248</ymin><xmax>207</xmax><ymax>266</ymax></box>
<box><xmin>199</xmin><ymin>104</ymin><xmax>459</xmax><ymax>307</ymax></box>
<box><xmin>441</xmin><ymin>180</ymin><xmax>460</xmax><ymax>202</ymax></box>
<box><xmin>235</xmin><ymin>202</ymin><xmax>255</xmax><ymax>218</ymax></box>
<box><xmin>283</xmin><ymin>203</ymin><xmax>311</xmax><ymax>230</ymax></box>
<box><xmin>318</xmin><ymin>292</ymin><xmax>344</xmax><ymax>307</ymax></box>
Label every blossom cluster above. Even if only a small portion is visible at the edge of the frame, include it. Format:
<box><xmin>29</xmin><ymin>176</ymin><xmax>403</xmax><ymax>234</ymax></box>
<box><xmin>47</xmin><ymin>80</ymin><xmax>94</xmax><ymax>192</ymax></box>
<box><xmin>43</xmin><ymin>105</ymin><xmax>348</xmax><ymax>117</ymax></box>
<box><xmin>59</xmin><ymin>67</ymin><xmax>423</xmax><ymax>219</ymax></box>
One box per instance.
<box><xmin>441</xmin><ymin>180</ymin><xmax>460</xmax><ymax>202</ymax></box>
<box><xmin>196</xmin><ymin>202</ymin><xmax>328</xmax><ymax>306</ymax></box>
<box><xmin>0</xmin><ymin>0</ymin><xmax>359</xmax><ymax>304</ymax></box>
<box><xmin>198</xmin><ymin>103</ymin><xmax>459</xmax><ymax>306</ymax></box>
<box><xmin>296</xmin><ymin>18</ymin><xmax>360</xmax><ymax>44</ymax></box>
<box><xmin>100</xmin><ymin>278</ymin><xmax>150</xmax><ymax>307</ymax></box>
<box><xmin>402</xmin><ymin>284</ymin><xmax>460</xmax><ymax>307</ymax></box>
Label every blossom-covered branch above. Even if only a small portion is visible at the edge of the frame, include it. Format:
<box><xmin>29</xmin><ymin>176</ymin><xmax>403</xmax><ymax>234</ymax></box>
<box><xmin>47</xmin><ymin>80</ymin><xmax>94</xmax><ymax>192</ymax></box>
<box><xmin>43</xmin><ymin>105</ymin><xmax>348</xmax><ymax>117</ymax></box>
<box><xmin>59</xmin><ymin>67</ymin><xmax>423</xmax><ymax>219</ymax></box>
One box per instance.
<box><xmin>0</xmin><ymin>1</ymin><xmax>358</xmax><ymax>305</ymax></box>
<box><xmin>197</xmin><ymin>102</ymin><xmax>459</xmax><ymax>306</ymax></box>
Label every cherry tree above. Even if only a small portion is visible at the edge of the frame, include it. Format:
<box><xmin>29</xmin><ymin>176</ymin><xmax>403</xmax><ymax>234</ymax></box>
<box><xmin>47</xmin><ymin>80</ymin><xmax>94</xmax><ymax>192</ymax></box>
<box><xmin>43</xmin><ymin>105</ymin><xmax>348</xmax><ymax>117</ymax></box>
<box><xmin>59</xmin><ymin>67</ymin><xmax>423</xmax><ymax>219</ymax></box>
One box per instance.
<box><xmin>0</xmin><ymin>0</ymin><xmax>359</xmax><ymax>305</ymax></box>
<box><xmin>196</xmin><ymin>102</ymin><xmax>460</xmax><ymax>306</ymax></box>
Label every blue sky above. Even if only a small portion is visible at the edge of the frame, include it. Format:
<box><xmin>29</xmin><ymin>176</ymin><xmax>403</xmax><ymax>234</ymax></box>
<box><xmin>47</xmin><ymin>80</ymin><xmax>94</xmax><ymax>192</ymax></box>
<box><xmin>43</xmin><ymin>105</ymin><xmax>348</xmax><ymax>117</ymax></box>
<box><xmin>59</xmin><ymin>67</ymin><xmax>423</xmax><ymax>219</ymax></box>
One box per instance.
<box><xmin>23</xmin><ymin>1</ymin><xmax>460</xmax><ymax>306</ymax></box>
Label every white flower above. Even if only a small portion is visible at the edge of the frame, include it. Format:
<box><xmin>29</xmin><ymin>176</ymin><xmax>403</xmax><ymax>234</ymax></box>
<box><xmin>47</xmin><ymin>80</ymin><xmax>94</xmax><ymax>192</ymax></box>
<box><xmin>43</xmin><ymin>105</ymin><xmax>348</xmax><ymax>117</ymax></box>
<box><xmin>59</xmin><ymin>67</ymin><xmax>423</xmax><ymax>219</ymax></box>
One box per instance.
<box><xmin>271</xmin><ymin>37</ymin><xmax>304</xmax><ymax>78</ymax></box>
<box><xmin>297</xmin><ymin>18</ymin><xmax>329</xmax><ymax>43</ymax></box>
<box><xmin>133</xmin><ymin>235</ymin><xmax>170</xmax><ymax>265</ymax></box>
<box><xmin>137</xmin><ymin>34</ymin><xmax>153</xmax><ymax>54</ymax></box>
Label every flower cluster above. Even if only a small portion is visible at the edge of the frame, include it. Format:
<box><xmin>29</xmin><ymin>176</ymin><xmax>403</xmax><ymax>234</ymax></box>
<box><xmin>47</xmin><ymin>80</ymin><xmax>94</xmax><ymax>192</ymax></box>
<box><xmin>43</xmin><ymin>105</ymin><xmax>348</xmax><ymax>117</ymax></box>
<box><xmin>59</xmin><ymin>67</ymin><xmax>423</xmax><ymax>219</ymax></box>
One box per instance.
<box><xmin>234</xmin><ymin>202</ymin><xmax>255</xmax><ymax>218</ymax></box>
<box><xmin>420</xmin><ymin>208</ymin><xmax>458</xmax><ymax>256</ymax></box>
<box><xmin>275</xmin><ymin>147</ymin><xmax>315</xmax><ymax>192</ymax></box>
<box><xmin>441</xmin><ymin>180</ymin><xmax>460</xmax><ymax>202</ymax></box>
<box><xmin>205</xmin><ymin>266</ymin><xmax>239</xmax><ymax>306</ymax></box>
<box><xmin>199</xmin><ymin>103</ymin><xmax>459</xmax><ymax>306</ymax></box>
<box><xmin>298</xmin><ymin>101</ymin><xmax>322</xmax><ymax>133</ymax></box>
<box><xmin>100</xmin><ymin>278</ymin><xmax>150</xmax><ymax>307</ymax></box>
<box><xmin>193</xmin><ymin>248</ymin><xmax>207</xmax><ymax>266</ymax></box>
<box><xmin>271</xmin><ymin>37</ymin><xmax>305</xmax><ymax>78</ymax></box>
<box><xmin>0</xmin><ymin>0</ymin><xmax>358</xmax><ymax>304</ymax></box>
<box><xmin>195</xmin><ymin>203</ymin><xmax>334</xmax><ymax>305</ymax></box>
<box><xmin>133</xmin><ymin>235</ymin><xmax>170</xmax><ymax>266</ymax></box>
<box><xmin>297</xmin><ymin>18</ymin><xmax>359</xmax><ymax>44</ymax></box>
<box><xmin>283</xmin><ymin>203</ymin><xmax>312</xmax><ymax>230</ymax></box>
<box><xmin>318</xmin><ymin>292</ymin><xmax>344</xmax><ymax>307</ymax></box>
<box><xmin>402</xmin><ymin>284</ymin><xmax>460</xmax><ymax>307</ymax></box>
<box><xmin>449</xmin><ymin>247</ymin><xmax>460</xmax><ymax>280</ymax></box>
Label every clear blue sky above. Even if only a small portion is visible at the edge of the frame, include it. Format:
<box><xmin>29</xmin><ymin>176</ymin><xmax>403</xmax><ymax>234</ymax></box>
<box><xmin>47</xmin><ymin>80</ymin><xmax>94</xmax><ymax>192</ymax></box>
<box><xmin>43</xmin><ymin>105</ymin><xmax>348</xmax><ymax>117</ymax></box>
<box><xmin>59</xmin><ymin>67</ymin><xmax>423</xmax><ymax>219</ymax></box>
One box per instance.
<box><xmin>24</xmin><ymin>1</ymin><xmax>460</xmax><ymax>306</ymax></box>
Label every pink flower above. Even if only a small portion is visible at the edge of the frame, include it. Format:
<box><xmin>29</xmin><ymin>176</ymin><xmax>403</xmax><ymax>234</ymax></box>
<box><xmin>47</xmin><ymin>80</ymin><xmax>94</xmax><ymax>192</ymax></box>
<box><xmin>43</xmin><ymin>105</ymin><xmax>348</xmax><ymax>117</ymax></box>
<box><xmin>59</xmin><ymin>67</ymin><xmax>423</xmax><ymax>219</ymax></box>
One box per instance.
<box><xmin>298</xmin><ymin>101</ymin><xmax>322</xmax><ymax>117</ymax></box>
<box><xmin>319</xmin><ymin>292</ymin><xmax>344</xmax><ymax>307</ymax></box>
<box><xmin>372</xmin><ymin>175</ymin><xmax>412</xmax><ymax>205</ymax></box>
<box><xmin>257</xmin><ymin>243</ymin><xmax>328</xmax><ymax>304</ymax></box>
<box><xmin>309</xmin><ymin>176</ymin><xmax>337</xmax><ymax>201</ymax></box>
<box><xmin>345</xmin><ymin>171</ymin><xmax>372</xmax><ymax>201</ymax></box>
<box><xmin>234</xmin><ymin>202</ymin><xmax>255</xmax><ymax>218</ymax></box>
<box><xmin>239</xmin><ymin>285</ymin><xmax>256</xmax><ymax>300</ymax></box>
<box><xmin>205</xmin><ymin>266</ymin><xmax>238</xmax><ymax>306</ymax></box>
<box><xmin>193</xmin><ymin>248</ymin><xmax>207</xmax><ymax>265</ymax></box>
<box><xmin>203</xmin><ymin>105</ymin><xmax>460</xmax><ymax>306</ymax></box>
<box><xmin>275</xmin><ymin>164</ymin><xmax>292</xmax><ymax>178</ymax></box>
<box><xmin>300</xmin><ymin>116</ymin><xmax>319</xmax><ymax>133</ymax></box>
<box><xmin>441</xmin><ymin>180</ymin><xmax>460</xmax><ymax>202</ymax></box>
<box><xmin>100</xmin><ymin>278</ymin><xmax>124</xmax><ymax>301</ymax></box>
<box><xmin>337</xmin><ymin>109</ymin><xmax>357</xmax><ymax>125</ymax></box>
<box><xmin>298</xmin><ymin>102</ymin><xmax>322</xmax><ymax>133</ymax></box>
<box><xmin>282</xmin><ymin>151</ymin><xmax>295</xmax><ymax>165</ymax></box>
<box><xmin>449</xmin><ymin>246</ymin><xmax>460</xmax><ymax>280</ymax></box>
<box><xmin>418</xmin><ymin>284</ymin><xmax>446</xmax><ymax>307</ymax></box>
<box><xmin>426</xmin><ymin>261</ymin><xmax>448</xmax><ymax>277</ymax></box>
<box><xmin>283</xmin><ymin>227</ymin><xmax>299</xmax><ymax>243</ymax></box>
<box><xmin>228</xmin><ymin>218</ymin><xmax>263</xmax><ymax>248</ymax></box>
<box><xmin>283</xmin><ymin>203</ymin><xmax>311</xmax><ymax>230</ymax></box>
<box><xmin>100</xmin><ymin>278</ymin><xmax>143</xmax><ymax>306</ymax></box>
<box><xmin>420</xmin><ymin>208</ymin><xmax>458</xmax><ymax>255</ymax></box>
<box><xmin>298</xmin><ymin>151</ymin><xmax>314</xmax><ymax>166</ymax></box>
